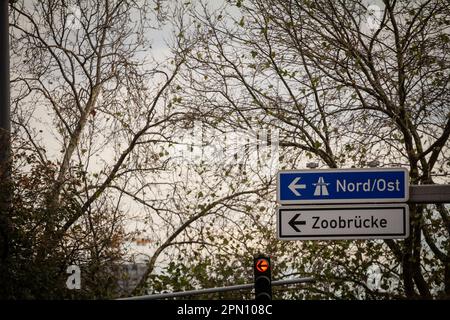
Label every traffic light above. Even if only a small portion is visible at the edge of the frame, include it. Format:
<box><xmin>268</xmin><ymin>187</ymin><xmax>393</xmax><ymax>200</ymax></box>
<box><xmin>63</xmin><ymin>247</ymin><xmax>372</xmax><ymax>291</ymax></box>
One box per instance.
<box><xmin>253</xmin><ymin>255</ymin><xmax>272</xmax><ymax>301</ymax></box>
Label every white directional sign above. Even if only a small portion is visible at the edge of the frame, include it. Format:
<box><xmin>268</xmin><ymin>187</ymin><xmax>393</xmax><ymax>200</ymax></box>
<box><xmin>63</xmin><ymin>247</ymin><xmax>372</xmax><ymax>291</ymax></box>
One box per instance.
<box><xmin>277</xmin><ymin>204</ymin><xmax>409</xmax><ymax>240</ymax></box>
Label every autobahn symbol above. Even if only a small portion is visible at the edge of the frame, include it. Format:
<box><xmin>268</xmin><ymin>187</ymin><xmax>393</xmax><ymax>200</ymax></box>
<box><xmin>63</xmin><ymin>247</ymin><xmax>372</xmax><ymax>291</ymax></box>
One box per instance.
<box><xmin>277</xmin><ymin>204</ymin><xmax>409</xmax><ymax>240</ymax></box>
<box><xmin>313</xmin><ymin>177</ymin><xmax>329</xmax><ymax>196</ymax></box>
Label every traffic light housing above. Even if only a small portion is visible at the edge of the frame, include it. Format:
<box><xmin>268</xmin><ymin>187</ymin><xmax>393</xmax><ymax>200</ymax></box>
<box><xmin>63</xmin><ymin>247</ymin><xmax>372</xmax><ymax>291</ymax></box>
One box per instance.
<box><xmin>254</xmin><ymin>255</ymin><xmax>272</xmax><ymax>301</ymax></box>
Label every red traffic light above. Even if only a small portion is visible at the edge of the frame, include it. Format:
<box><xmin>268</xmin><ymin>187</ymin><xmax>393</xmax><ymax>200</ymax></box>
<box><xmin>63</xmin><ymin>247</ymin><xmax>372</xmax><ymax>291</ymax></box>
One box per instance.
<box><xmin>254</xmin><ymin>255</ymin><xmax>272</xmax><ymax>301</ymax></box>
<box><xmin>256</xmin><ymin>258</ymin><xmax>269</xmax><ymax>273</ymax></box>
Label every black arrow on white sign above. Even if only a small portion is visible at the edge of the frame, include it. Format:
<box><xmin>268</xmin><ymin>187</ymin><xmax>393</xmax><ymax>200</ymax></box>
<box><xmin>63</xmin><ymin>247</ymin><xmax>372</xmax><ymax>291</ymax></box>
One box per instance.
<box><xmin>288</xmin><ymin>213</ymin><xmax>306</xmax><ymax>232</ymax></box>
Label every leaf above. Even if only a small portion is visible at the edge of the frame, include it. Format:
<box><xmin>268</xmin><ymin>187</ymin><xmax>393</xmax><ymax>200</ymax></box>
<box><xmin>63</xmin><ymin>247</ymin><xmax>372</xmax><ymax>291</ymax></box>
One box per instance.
<box><xmin>440</xmin><ymin>34</ymin><xmax>449</xmax><ymax>44</ymax></box>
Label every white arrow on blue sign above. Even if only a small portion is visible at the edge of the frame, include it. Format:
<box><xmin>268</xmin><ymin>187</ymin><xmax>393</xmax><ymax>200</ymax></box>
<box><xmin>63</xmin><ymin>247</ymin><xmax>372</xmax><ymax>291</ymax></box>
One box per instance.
<box><xmin>277</xmin><ymin>168</ymin><xmax>409</xmax><ymax>204</ymax></box>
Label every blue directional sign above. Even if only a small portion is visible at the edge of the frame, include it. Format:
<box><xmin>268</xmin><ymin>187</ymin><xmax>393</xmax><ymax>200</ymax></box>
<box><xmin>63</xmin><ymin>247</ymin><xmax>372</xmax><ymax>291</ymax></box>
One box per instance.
<box><xmin>277</xmin><ymin>168</ymin><xmax>409</xmax><ymax>204</ymax></box>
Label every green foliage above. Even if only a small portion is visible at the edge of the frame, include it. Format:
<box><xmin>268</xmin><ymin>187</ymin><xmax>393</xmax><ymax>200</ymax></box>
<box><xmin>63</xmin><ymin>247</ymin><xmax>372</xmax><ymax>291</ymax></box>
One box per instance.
<box><xmin>6</xmin><ymin>0</ymin><xmax>450</xmax><ymax>301</ymax></box>
<box><xmin>167</xmin><ymin>0</ymin><xmax>450</xmax><ymax>300</ymax></box>
<box><xmin>0</xmin><ymin>153</ymin><xmax>126</xmax><ymax>299</ymax></box>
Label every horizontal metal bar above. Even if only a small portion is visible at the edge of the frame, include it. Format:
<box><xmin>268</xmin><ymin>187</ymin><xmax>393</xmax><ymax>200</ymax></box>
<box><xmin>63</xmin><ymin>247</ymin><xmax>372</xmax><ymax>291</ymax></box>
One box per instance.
<box><xmin>118</xmin><ymin>277</ymin><xmax>315</xmax><ymax>300</ymax></box>
<box><xmin>121</xmin><ymin>284</ymin><xmax>254</xmax><ymax>300</ymax></box>
<box><xmin>409</xmin><ymin>185</ymin><xmax>450</xmax><ymax>203</ymax></box>
<box><xmin>272</xmin><ymin>278</ymin><xmax>315</xmax><ymax>287</ymax></box>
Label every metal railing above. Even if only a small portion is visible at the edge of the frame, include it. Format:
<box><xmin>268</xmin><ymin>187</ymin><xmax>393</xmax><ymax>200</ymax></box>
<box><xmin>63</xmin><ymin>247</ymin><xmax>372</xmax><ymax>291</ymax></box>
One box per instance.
<box><xmin>118</xmin><ymin>277</ymin><xmax>315</xmax><ymax>300</ymax></box>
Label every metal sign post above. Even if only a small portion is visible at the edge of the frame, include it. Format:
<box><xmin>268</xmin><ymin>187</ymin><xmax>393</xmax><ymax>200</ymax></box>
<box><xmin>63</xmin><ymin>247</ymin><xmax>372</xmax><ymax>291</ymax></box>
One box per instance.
<box><xmin>0</xmin><ymin>0</ymin><xmax>11</xmax><ymax>262</ymax></box>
